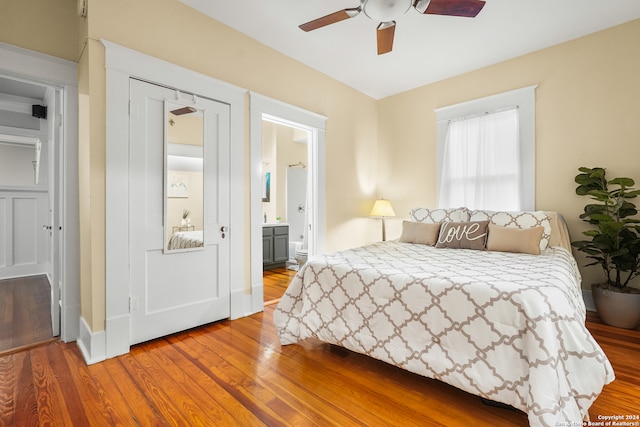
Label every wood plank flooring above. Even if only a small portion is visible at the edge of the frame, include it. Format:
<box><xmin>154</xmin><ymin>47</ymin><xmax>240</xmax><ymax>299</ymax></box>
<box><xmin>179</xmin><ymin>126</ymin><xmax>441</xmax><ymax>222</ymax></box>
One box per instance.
<box><xmin>1</xmin><ymin>275</ymin><xmax>638</xmax><ymax>426</ymax></box>
<box><xmin>263</xmin><ymin>267</ymin><xmax>297</xmax><ymax>305</ymax></box>
<box><xmin>0</xmin><ymin>275</ymin><xmax>54</xmax><ymax>355</ymax></box>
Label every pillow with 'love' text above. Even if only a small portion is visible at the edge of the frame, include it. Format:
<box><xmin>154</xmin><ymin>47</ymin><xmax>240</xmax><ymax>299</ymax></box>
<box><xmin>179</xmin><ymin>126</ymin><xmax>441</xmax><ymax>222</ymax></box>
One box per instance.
<box><xmin>435</xmin><ymin>220</ymin><xmax>489</xmax><ymax>251</ymax></box>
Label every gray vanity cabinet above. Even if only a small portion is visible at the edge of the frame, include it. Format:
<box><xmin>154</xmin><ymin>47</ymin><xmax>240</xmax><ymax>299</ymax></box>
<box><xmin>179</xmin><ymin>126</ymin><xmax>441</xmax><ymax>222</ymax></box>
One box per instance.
<box><xmin>263</xmin><ymin>224</ymin><xmax>289</xmax><ymax>270</ymax></box>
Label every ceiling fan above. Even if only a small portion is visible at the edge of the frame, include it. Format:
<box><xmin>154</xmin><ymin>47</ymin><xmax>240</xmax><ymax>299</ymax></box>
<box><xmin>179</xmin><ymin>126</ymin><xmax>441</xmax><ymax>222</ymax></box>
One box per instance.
<box><xmin>299</xmin><ymin>0</ymin><xmax>486</xmax><ymax>55</ymax></box>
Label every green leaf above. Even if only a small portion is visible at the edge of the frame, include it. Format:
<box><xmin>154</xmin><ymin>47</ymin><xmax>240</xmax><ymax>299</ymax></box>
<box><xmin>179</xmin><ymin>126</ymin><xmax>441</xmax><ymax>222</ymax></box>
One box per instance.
<box><xmin>589</xmin><ymin>213</ymin><xmax>614</xmax><ymax>222</ymax></box>
<box><xmin>586</xmin><ymin>190</ymin><xmax>611</xmax><ymax>201</ymax></box>
<box><xmin>610</xmin><ymin>177</ymin><xmax>635</xmax><ymax>187</ymax></box>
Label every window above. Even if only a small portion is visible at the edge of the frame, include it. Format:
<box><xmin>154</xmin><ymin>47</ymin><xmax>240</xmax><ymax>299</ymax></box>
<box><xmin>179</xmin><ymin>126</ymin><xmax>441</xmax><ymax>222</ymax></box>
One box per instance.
<box><xmin>435</xmin><ymin>85</ymin><xmax>537</xmax><ymax>211</ymax></box>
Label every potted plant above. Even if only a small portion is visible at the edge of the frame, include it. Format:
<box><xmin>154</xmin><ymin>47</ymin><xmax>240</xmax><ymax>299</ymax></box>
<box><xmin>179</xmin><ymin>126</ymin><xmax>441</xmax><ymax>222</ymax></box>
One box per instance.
<box><xmin>181</xmin><ymin>209</ymin><xmax>190</xmax><ymax>226</ymax></box>
<box><xmin>571</xmin><ymin>167</ymin><xmax>640</xmax><ymax>329</ymax></box>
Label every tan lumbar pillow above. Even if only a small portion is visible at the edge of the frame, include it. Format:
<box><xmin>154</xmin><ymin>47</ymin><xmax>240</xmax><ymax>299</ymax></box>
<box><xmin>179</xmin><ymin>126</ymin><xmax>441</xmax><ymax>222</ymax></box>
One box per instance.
<box><xmin>398</xmin><ymin>221</ymin><xmax>441</xmax><ymax>246</ymax></box>
<box><xmin>486</xmin><ymin>223</ymin><xmax>544</xmax><ymax>255</ymax></box>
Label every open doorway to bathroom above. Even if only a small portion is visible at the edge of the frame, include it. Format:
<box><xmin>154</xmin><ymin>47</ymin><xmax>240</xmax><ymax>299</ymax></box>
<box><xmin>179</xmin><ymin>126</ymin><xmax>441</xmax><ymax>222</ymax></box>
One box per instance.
<box><xmin>249</xmin><ymin>92</ymin><xmax>326</xmax><ymax>313</ymax></box>
<box><xmin>261</xmin><ymin>119</ymin><xmax>309</xmax><ymax>304</ymax></box>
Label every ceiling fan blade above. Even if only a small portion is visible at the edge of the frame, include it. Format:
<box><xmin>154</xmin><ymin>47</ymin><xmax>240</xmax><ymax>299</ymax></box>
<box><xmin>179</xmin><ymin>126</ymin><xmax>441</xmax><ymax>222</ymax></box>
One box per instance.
<box><xmin>416</xmin><ymin>0</ymin><xmax>485</xmax><ymax>18</ymax></box>
<box><xmin>299</xmin><ymin>7</ymin><xmax>361</xmax><ymax>32</ymax></box>
<box><xmin>376</xmin><ymin>21</ymin><xmax>396</xmax><ymax>55</ymax></box>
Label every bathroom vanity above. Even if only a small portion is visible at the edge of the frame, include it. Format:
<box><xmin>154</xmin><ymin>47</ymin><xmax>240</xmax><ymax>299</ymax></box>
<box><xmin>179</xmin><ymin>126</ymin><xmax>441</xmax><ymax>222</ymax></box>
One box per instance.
<box><xmin>262</xmin><ymin>224</ymin><xmax>289</xmax><ymax>270</ymax></box>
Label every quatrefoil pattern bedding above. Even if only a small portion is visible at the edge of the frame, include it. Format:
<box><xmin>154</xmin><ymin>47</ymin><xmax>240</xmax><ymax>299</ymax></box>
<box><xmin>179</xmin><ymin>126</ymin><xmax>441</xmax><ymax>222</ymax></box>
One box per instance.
<box><xmin>274</xmin><ymin>241</ymin><xmax>614</xmax><ymax>427</ymax></box>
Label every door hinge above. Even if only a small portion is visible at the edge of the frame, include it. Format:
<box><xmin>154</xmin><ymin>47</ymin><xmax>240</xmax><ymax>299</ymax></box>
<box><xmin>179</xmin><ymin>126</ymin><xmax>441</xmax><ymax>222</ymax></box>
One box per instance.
<box><xmin>129</xmin><ymin>296</ymin><xmax>139</xmax><ymax>312</ymax></box>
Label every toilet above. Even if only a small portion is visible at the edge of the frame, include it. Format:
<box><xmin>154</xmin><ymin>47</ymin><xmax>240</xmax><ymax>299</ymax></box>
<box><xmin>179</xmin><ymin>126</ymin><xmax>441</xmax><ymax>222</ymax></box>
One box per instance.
<box><xmin>295</xmin><ymin>248</ymin><xmax>308</xmax><ymax>267</ymax></box>
<box><xmin>288</xmin><ymin>241</ymin><xmax>308</xmax><ymax>269</ymax></box>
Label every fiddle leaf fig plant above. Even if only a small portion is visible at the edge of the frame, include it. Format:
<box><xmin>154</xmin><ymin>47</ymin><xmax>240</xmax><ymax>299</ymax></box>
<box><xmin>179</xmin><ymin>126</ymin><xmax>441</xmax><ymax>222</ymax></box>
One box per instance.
<box><xmin>571</xmin><ymin>167</ymin><xmax>640</xmax><ymax>291</ymax></box>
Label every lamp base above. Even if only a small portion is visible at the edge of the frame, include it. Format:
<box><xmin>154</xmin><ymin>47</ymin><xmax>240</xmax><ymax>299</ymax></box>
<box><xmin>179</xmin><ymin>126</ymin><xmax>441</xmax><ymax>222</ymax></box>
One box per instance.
<box><xmin>382</xmin><ymin>218</ymin><xmax>387</xmax><ymax>242</ymax></box>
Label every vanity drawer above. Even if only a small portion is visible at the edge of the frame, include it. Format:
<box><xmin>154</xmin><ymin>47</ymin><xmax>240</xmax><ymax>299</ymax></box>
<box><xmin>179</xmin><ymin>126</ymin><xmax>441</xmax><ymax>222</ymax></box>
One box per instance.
<box><xmin>274</xmin><ymin>226</ymin><xmax>288</xmax><ymax>236</ymax></box>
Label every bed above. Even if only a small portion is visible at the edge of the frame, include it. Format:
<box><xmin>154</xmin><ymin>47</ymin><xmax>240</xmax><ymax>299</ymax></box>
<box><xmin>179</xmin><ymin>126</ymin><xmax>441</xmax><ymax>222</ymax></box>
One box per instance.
<box><xmin>274</xmin><ymin>208</ymin><xmax>615</xmax><ymax>427</ymax></box>
<box><xmin>167</xmin><ymin>230</ymin><xmax>203</xmax><ymax>250</ymax></box>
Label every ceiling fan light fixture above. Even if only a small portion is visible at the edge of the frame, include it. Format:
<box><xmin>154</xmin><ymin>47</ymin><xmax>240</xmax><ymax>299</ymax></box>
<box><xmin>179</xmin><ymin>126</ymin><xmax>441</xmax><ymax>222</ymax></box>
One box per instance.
<box><xmin>362</xmin><ymin>0</ymin><xmax>412</xmax><ymax>22</ymax></box>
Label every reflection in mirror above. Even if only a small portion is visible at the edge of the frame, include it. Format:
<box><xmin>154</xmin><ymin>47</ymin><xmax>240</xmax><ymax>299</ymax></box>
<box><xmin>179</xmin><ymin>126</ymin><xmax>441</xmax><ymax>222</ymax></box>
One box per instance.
<box><xmin>164</xmin><ymin>101</ymin><xmax>205</xmax><ymax>252</ymax></box>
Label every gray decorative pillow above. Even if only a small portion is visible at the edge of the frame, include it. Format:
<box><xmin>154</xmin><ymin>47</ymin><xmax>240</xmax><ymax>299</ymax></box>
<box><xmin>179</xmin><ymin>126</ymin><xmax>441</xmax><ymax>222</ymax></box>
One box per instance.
<box><xmin>409</xmin><ymin>207</ymin><xmax>470</xmax><ymax>224</ymax></box>
<box><xmin>469</xmin><ymin>210</ymin><xmax>552</xmax><ymax>250</ymax></box>
<box><xmin>435</xmin><ymin>220</ymin><xmax>489</xmax><ymax>250</ymax></box>
<box><xmin>398</xmin><ymin>221</ymin><xmax>441</xmax><ymax>246</ymax></box>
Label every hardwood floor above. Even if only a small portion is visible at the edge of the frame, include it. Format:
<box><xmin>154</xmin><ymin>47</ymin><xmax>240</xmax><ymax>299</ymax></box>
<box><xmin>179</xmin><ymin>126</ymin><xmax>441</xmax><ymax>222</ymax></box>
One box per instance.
<box><xmin>0</xmin><ymin>275</ymin><xmax>54</xmax><ymax>355</ymax></box>
<box><xmin>263</xmin><ymin>267</ymin><xmax>297</xmax><ymax>305</ymax></box>
<box><xmin>1</xmin><ymin>276</ymin><xmax>638</xmax><ymax>426</ymax></box>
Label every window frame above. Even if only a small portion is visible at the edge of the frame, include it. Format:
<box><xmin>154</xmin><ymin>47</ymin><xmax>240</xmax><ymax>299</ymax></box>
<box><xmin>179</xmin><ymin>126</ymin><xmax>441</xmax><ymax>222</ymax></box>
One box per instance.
<box><xmin>435</xmin><ymin>85</ymin><xmax>537</xmax><ymax>211</ymax></box>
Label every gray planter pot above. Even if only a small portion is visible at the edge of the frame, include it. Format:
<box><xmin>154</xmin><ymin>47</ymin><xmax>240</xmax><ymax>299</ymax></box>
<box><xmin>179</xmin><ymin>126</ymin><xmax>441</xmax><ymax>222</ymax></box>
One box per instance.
<box><xmin>592</xmin><ymin>284</ymin><xmax>640</xmax><ymax>329</ymax></box>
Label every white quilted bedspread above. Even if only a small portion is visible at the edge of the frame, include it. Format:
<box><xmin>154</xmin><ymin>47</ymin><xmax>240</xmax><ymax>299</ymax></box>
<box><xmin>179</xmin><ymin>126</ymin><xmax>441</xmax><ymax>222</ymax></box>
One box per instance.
<box><xmin>274</xmin><ymin>241</ymin><xmax>615</xmax><ymax>427</ymax></box>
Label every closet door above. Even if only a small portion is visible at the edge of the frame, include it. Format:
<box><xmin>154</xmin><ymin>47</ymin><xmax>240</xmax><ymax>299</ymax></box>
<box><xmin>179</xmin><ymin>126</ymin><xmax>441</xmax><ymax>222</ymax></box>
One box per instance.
<box><xmin>128</xmin><ymin>79</ymin><xmax>230</xmax><ymax>345</ymax></box>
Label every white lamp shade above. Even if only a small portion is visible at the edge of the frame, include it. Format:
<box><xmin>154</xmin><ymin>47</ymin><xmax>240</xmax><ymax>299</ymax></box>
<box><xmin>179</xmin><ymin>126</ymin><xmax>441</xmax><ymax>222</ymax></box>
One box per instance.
<box><xmin>370</xmin><ymin>199</ymin><xmax>396</xmax><ymax>217</ymax></box>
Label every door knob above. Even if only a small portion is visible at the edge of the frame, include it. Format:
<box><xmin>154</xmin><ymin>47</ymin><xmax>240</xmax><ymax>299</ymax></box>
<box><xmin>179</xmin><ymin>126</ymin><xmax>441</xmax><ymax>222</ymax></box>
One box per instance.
<box><xmin>220</xmin><ymin>226</ymin><xmax>228</xmax><ymax>232</ymax></box>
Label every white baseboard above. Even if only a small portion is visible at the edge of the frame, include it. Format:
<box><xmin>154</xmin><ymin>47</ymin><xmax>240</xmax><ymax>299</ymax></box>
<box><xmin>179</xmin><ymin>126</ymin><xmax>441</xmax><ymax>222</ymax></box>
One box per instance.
<box><xmin>60</xmin><ymin>302</ymin><xmax>80</xmax><ymax>342</ymax></box>
<box><xmin>0</xmin><ymin>263</ymin><xmax>49</xmax><ymax>280</ymax></box>
<box><xmin>252</xmin><ymin>282</ymin><xmax>265</xmax><ymax>314</ymax></box>
<box><xmin>105</xmin><ymin>314</ymin><xmax>130</xmax><ymax>359</ymax></box>
<box><xmin>230</xmin><ymin>283</ymin><xmax>264</xmax><ymax>320</ymax></box>
<box><xmin>77</xmin><ymin>316</ymin><xmax>106</xmax><ymax>365</ymax></box>
<box><xmin>583</xmin><ymin>289</ymin><xmax>596</xmax><ymax>312</ymax></box>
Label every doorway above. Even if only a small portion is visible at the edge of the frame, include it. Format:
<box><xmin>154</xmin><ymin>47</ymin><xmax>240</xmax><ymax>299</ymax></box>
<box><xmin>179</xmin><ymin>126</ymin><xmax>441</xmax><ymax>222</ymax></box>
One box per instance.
<box><xmin>249</xmin><ymin>92</ymin><xmax>327</xmax><ymax>308</ymax></box>
<box><xmin>103</xmin><ymin>40</ymin><xmax>245</xmax><ymax>361</ymax></box>
<box><xmin>261</xmin><ymin>119</ymin><xmax>310</xmax><ymax>304</ymax></box>
<box><xmin>0</xmin><ymin>43</ymin><xmax>79</xmax><ymax>350</ymax></box>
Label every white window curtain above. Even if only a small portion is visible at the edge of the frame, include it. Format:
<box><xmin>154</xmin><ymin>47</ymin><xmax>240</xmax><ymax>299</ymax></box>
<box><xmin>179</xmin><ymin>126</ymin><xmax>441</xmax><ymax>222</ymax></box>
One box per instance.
<box><xmin>437</xmin><ymin>107</ymin><xmax>521</xmax><ymax>211</ymax></box>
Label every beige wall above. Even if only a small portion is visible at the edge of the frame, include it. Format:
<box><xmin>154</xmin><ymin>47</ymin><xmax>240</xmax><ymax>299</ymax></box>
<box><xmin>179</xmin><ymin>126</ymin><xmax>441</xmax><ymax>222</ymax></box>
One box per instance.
<box><xmin>378</xmin><ymin>19</ymin><xmax>640</xmax><ymax>289</ymax></box>
<box><xmin>0</xmin><ymin>0</ymin><xmax>80</xmax><ymax>61</ymax></box>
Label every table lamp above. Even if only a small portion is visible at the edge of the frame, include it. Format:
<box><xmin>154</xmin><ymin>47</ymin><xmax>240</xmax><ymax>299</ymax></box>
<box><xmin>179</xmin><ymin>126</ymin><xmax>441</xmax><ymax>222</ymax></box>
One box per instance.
<box><xmin>369</xmin><ymin>199</ymin><xmax>396</xmax><ymax>241</ymax></box>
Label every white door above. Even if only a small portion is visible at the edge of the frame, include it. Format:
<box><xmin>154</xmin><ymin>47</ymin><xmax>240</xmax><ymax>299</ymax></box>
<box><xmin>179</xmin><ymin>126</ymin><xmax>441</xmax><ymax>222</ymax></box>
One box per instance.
<box><xmin>129</xmin><ymin>79</ymin><xmax>230</xmax><ymax>345</ymax></box>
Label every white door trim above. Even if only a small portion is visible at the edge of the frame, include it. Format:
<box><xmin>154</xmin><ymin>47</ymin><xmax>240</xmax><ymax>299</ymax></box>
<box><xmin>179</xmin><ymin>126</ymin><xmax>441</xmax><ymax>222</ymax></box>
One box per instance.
<box><xmin>249</xmin><ymin>92</ymin><xmax>326</xmax><ymax>312</ymax></box>
<box><xmin>101</xmin><ymin>40</ymin><xmax>245</xmax><ymax>362</ymax></box>
<box><xmin>0</xmin><ymin>42</ymin><xmax>79</xmax><ymax>343</ymax></box>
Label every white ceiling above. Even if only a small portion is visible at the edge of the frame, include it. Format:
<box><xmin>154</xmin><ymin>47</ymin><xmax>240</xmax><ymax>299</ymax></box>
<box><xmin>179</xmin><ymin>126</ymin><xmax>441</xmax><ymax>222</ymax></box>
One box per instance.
<box><xmin>180</xmin><ymin>0</ymin><xmax>640</xmax><ymax>99</ymax></box>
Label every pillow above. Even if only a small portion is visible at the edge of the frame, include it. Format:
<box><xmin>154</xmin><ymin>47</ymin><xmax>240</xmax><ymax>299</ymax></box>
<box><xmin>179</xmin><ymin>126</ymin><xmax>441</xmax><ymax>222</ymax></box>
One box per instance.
<box><xmin>398</xmin><ymin>221</ymin><xmax>441</xmax><ymax>246</ymax></box>
<box><xmin>469</xmin><ymin>210</ymin><xmax>552</xmax><ymax>250</ymax></box>
<box><xmin>435</xmin><ymin>220</ymin><xmax>489</xmax><ymax>250</ymax></box>
<box><xmin>409</xmin><ymin>207</ymin><xmax>470</xmax><ymax>224</ymax></box>
<box><xmin>486</xmin><ymin>223</ymin><xmax>543</xmax><ymax>255</ymax></box>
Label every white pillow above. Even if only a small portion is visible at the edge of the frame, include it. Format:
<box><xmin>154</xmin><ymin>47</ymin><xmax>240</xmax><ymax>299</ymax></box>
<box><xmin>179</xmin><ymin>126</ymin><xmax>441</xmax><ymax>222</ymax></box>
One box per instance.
<box><xmin>469</xmin><ymin>209</ymin><xmax>552</xmax><ymax>250</ymax></box>
<box><xmin>409</xmin><ymin>207</ymin><xmax>470</xmax><ymax>224</ymax></box>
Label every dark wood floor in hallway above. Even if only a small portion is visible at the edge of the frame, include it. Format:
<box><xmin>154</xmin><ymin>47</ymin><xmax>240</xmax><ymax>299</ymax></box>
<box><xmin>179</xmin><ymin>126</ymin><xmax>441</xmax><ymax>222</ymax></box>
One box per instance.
<box><xmin>0</xmin><ymin>275</ymin><xmax>54</xmax><ymax>355</ymax></box>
